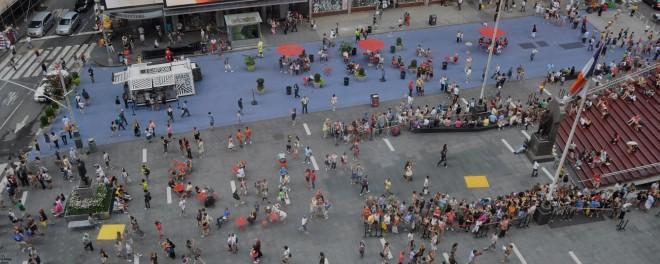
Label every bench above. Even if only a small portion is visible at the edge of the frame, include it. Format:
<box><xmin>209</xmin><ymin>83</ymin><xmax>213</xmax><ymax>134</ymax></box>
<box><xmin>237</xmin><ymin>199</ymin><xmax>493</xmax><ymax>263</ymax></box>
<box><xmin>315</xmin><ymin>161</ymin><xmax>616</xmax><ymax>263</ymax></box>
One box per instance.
<box><xmin>67</xmin><ymin>220</ymin><xmax>96</xmax><ymax>230</ymax></box>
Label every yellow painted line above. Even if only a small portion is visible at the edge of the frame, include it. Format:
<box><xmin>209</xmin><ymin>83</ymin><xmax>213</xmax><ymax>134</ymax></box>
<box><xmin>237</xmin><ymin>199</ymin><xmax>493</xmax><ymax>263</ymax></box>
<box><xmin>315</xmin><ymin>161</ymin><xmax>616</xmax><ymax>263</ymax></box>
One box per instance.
<box><xmin>96</xmin><ymin>224</ymin><xmax>125</xmax><ymax>240</ymax></box>
<box><xmin>464</xmin><ymin>175</ymin><xmax>489</xmax><ymax>188</ymax></box>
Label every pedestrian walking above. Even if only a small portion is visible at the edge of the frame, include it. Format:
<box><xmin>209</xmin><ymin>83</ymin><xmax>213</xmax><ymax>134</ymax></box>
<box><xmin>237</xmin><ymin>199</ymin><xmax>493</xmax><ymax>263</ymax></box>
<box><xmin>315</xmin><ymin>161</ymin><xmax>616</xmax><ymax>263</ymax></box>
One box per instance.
<box><xmin>9</xmin><ymin>57</ymin><xmax>17</xmax><ymax>70</ymax></box>
<box><xmin>144</xmin><ymin>190</ymin><xmax>152</xmax><ymax>209</ymax></box>
<box><xmin>531</xmin><ymin>161</ymin><xmax>539</xmax><ymax>177</ymax></box>
<box><xmin>467</xmin><ymin>249</ymin><xmax>482</xmax><ymax>264</ymax></box>
<box><xmin>179</xmin><ymin>198</ymin><xmax>187</xmax><ymax>216</ymax></box>
<box><xmin>330</xmin><ymin>94</ymin><xmax>338</xmax><ymax>111</ymax></box>
<box><xmin>161</xmin><ymin>137</ymin><xmax>170</xmax><ymax>154</ymax></box>
<box><xmin>102</xmin><ymin>152</ymin><xmax>111</xmax><ymax>168</ymax></box>
<box><xmin>238</xmin><ymin>98</ymin><xmax>243</xmax><ymax>114</ymax></box>
<box><xmin>300</xmin><ymin>215</ymin><xmax>308</xmax><ymax>233</ymax></box>
<box><xmin>281</xmin><ymin>245</ymin><xmax>292</xmax><ymax>263</ymax></box>
<box><xmin>531</xmin><ymin>24</ymin><xmax>537</xmax><ymax>39</ymax></box>
<box><xmin>236</xmin><ymin>111</ymin><xmax>242</xmax><ymax>124</ymax></box>
<box><xmin>319</xmin><ymin>252</ymin><xmax>329</xmax><ymax>264</ymax></box>
<box><xmin>483</xmin><ymin>233</ymin><xmax>498</xmax><ymax>251</ymax></box>
<box><xmin>301</xmin><ymin>96</ymin><xmax>309</xmax><ymax>114</ymax></box>
<box><xmin>436</xmin><ymin>144</ymin><xmax>448</xmax><ymax>167</ymax></box>
<box><xmin>180</xmin><ymin>101</ymin><xmax>191</xmax><ymax>117</ymax></box>
<box><xmin>208</xmin><ymin>112</ymin><xmax>215</xmax><ymax>127</ymax></box>
<box><xmin>502</xmin><ymin>244</ymin><xmax>513</xmax><ymax>262</ymax></box>
<box><xmin>224</xmin><ymin>57</ymin><xmax>234</xmax><ymax>72</ymax></box>
<box><xmin>99</xmin><ymin>248</ymin><xmax>109</xmax><ymax>263</ymax></box>
<box><xmin>465</xmin><ymin>67</ymin><xmax>472</xmax><ymax>83</ymax></box>
<box><xmin>291</xmin><ymin>108</ymin><xmax>297</xmax><ymax>126</ymax></box>
<box><xmin>359</xmin><ymin>175</ymin><xmax>370</xmax><ymax>196</ymax></box>
<box><xmin>530</xmin><ymin>48</ymin><xmax>538</xmax><ymax>61</ymax></box>
<box><xmin>83</xmin><ymin>233</ymin><xmax>94</xmax><ymax>251</ymax></box>
<box><xmin>303</xmin><ymin>146</ymin><xmax>312</xmax><ymax>164</ymax></box>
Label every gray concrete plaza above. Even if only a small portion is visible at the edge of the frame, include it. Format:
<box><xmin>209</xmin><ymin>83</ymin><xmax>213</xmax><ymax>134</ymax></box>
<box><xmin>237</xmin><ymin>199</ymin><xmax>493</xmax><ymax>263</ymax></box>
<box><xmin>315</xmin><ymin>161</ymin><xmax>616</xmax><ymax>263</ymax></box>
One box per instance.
<box><xmin>2</xmin><ymin>76</ymin><xmax>659</xmax><ymax>264</ymax></box>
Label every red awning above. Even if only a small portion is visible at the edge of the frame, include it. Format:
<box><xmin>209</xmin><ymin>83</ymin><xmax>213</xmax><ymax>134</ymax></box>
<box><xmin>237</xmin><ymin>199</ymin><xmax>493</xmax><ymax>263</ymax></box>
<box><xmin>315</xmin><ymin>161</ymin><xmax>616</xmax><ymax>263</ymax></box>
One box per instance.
<box><xmin>358</xmin><ymin>38</ymin><xmax>385</xmax><ymax>51</ymax></box>
<box><xmin>276</xmin><ymin>43</ymin><xmax>305</xmax><ymax>57</ymax></box>
<box><xmin>479</xmin><ymin>27</ymin><xmax>505</xmax><ymax>38</ymax></box>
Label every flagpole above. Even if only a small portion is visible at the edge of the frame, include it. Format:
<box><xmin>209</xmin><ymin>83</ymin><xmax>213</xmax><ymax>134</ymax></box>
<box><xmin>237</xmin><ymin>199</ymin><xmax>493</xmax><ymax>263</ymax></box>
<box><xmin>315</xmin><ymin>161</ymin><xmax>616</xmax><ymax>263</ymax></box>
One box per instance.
<box><xmin>478</xmin><ymin>0</ymin><xmax>505</xmax><ymax>104</ymax></box>
<box><xmin>547</xmin><ymin>80</ymin><xmax>590</xmax><ymax>200</ymax></box>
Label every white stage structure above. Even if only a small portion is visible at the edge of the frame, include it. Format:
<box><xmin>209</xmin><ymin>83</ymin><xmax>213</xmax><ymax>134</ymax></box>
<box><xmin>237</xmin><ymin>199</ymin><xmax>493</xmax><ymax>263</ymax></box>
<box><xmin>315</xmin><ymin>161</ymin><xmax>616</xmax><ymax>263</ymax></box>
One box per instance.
<box><xmin>113</xmin><ymin>59</ymin><xmax>197</xmax><ymax>106</ymax></box>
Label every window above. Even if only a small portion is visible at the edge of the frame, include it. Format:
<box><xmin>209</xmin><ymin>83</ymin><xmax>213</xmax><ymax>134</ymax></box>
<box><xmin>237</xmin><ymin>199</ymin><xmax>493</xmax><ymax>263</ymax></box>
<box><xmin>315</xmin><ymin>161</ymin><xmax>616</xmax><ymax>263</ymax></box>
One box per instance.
<box><xmin>312</xmin><ymin>0</ymin><xmax>348</xmax><ymax>13</ymax></box>
<box><xmin>29</xmin><ymin>21</ymin><xmax>42</xmax><ymax>28</ymax></box>
<box><xmin>352</xmin><ymin>0</ymin><xmax>379</xmax><ymax>7</ymax></box>
<box><xmin>60</xmin><ymin>19</ymin><xmax>71</xmax><ymax>25</ymax></box>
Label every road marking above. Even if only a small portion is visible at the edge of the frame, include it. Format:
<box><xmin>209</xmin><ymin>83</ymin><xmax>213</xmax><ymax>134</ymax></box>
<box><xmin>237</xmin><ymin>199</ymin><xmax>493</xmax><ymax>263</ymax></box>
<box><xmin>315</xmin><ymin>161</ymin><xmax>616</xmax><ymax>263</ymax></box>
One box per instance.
<box><xmin>310</xmin><ymin>155</ymin><xmax>320</xmax><ymax>171</ymax></box>
<box><xmin>142</xmin><ymin>148</ymin><xmax>147</xmax><ymax>163</ymax></box>
<box><xmin>0</xmin><ymin>98</ymin><xmax>26</xmax><ymax>131</ymax></box>
<box><xmin>63</xmin><ymin>44</ymin><xmax>81</xmax><ymax>66</ymax></box>
<box><xmin>166</xmin><ymin>187</ymin><xmax>172</xmax><ymax>204</ymax></box>
<box><xmin>303</xmin><ymin>123</ymin><xmax>311</xmax><ymax>136</ymax></box>
<box><xmin>501</xmin><ymin>139</ymin><xmax>515</xmax><ymax>153</ymax></box>
<box><xmin>383</xmin><ymin>138</ymin><xmax>395</xmax><ymax>151</ymax></box>
<box><xmin>0</xmin><ymin>66</ymin><xmax>11</xmax><ymax>79</ymax></box>
<box><xmin>1</xmin><ymin>55</ymin><xmax>28</xmax><ymax>79</ymax></box>
<box><xmin>511</xmin><ymin>243</ymin><xmax>528</xmax><ymax>264</ymax></box>
<box><xmin>75</xmin><ymin>43</ymin><xmax>91</xmax><ymax>59</ymax></box>
<box><xmin>543</xmin><ymin>88</ymin><xmax>552</xmax><ymax>96</ymax></box>
<box><xmin>442</xmin><ymin>252</ymin><xmax>450</xmax><ymax>262</ymax></box>
<box><xmin>20</xmin><ymin>191</ymin><xmax>28</xmax><ymax>205</ymax></box>
<box><xmin>14</xmin><ymin>114</ymin><xmax>30</xmax><ymax>133</ymax></box>
<box><xmin>24</xmin><ymin>50</ymin><xmax>50</xmax><ymax>78</ymax></box>
<box><xmin>568</xmin><ymin>251</ymin><xmax>583</xmax><ymax>264</ymax></box>
<box><xmin>542</xmin><ymin>167</ymin><xmax>554</xmax><ymax>181</ymax></box>
<box><xmin>521</xmin><ymin>130</ymin><xmax>531</xmax><ymax>140</ymax></box>
<box><xmin>11</xmin><ymin>53</ymin><xmax>38</xmax><ymax>79</ymax></box>
<box><xmin>230</xmin><ymin>180</ymin><xmax>236</xmax><ymax>193</ymax></box>
<box><xmin>46</xmin><ymin>46</ymin><xmax>62</xmax><ymax>60</ymax></box>
<box><xmin>49</xmin><ymin>46</ymin><xmax>67</xmax><ymax>61</ymax></box>
<box><xmin>73</xmin><ymin>30</ymin><xmax>102</xmax><ymax>37</ymax></box>
<box><xmin>461</xmin><ymin>98</ymin><xmax>468</xmax><ymax>105</ymax></box>
<box><xmin>2</xmin><ymin>91</ymin><xmax>17</xmax><ymax>106</ymax></box>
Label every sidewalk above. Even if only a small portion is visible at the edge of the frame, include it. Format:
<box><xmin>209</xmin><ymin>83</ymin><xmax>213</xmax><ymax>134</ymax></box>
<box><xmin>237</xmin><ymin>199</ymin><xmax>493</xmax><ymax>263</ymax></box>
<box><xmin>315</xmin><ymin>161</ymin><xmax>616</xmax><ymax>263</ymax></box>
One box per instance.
<box><xmin>90</xmin><ymin>3</ymin><xmax>537</xmax><ymax>67</ymax></box>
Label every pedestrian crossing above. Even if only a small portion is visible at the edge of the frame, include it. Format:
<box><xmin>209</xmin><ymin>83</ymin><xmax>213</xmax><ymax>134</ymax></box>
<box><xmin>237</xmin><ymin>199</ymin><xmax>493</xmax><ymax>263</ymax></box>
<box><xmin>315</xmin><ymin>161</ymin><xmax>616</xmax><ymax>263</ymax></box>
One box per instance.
<box><xmin>0</xmin><ymin>43</ymin><xmax>96</xmax><ymax>80</ymax></box>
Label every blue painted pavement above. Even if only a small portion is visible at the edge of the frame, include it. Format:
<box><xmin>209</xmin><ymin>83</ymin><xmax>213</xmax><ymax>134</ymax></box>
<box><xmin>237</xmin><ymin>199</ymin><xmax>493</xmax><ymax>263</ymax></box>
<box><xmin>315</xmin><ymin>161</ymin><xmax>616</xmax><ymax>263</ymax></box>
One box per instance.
<box><xmin>38</xmin><ymin>15</ymin><xmax>627</xmax><ymax>155</ymax></box>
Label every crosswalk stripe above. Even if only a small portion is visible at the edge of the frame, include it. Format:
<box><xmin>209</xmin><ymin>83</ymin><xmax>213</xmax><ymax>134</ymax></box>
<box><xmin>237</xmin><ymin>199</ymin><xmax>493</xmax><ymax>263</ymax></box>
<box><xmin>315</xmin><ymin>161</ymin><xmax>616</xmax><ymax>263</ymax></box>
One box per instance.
<box><xmin>63</xmin><ymin>45</ymin><xmax>81</xmax><ymax>66</ymax></box>
<box><xmin>0</xmin><ymin>52</ymin><xmax>13</xmax><ymax>70</ymax></box>
<box><xmin>75</xmin><ymin>43</ymin><xmax>91</xmax><ymax>58</ymax></box>
<box><xmin>0</xmin><ymin>55</ymin><xmax>27</xmax><ymax>79</ymax></box>
<box><xmin>0</xmin><ymin>67</ymin><xmax>11</xmax><ymax>80</ymax></box>
<box><xmin>25</xmin><ymin>50</ymin><xmax>51</xmax><ymax>78</ymax></box>
<box><xmin>83</xmin><ymin>43</ymin><xmax>96</xmax><ymax>59</ymax></box>
<box><xmin>46</xmin><ymin>46</ymin><xmax>63</xmax><ymax>61</ymax></box>
<box><xmin>10</xmin><ymin>53</ymin><xmax>38</xmax><ymax>79</ymax></box>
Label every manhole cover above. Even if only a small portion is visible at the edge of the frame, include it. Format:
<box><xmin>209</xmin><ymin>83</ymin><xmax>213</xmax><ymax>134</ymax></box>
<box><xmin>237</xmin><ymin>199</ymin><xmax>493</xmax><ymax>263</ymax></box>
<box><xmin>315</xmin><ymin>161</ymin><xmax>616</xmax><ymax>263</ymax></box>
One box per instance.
<box><xmin>518</xmin><ymin>43</ymin><xmax>536</xmax><ymax>49</ymax></box>
<box><xmin>559</xmin><ymin>42</ymin><xmax>584</xmax><ymax>50</ymax></box>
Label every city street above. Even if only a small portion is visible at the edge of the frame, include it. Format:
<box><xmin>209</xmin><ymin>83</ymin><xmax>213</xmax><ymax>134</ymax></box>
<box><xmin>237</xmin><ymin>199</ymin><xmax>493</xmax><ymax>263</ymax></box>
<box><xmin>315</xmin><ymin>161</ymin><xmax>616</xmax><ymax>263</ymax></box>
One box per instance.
<box><xmin>0</xmin><ymin>1</ymin><xmax>659</xmax><ymax>264</ymax></box>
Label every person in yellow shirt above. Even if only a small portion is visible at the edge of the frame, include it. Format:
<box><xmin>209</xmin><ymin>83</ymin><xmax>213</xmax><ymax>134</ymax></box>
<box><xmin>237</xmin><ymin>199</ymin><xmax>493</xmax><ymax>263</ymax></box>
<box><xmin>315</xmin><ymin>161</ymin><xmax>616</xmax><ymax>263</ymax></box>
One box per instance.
<box><xmin>482</xmin><ymin>117</ymin><xmax>490</xmax><ymax>127</ymax></box>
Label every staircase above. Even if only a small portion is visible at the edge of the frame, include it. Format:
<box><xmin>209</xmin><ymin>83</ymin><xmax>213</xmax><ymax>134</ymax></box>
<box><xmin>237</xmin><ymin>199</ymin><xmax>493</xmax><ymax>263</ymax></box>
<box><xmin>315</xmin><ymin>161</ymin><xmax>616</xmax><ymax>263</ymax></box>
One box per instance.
<box><xmin>556</xmin><ymin>76</ymin><xmax>660</xmax><ymax>188</ymax></box>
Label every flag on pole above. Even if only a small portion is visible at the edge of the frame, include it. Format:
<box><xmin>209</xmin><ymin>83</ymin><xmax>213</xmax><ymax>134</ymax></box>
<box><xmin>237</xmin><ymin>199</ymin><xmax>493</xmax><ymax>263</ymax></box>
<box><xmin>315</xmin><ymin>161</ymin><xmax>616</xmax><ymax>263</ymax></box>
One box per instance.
<box><xmin>568</xmin><ymin>44</ymin><xmax>605</xmax><ymax>97</ymax></box>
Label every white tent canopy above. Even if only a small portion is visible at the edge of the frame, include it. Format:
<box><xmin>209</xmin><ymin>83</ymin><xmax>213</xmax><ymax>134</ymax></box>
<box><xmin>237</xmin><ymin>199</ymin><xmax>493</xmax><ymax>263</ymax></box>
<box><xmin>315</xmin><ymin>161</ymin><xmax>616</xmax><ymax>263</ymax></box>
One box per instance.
<box><xmin>113</xmin><ymin>59</ymin><xmax>196</xmax><ymax>96</ymax></box>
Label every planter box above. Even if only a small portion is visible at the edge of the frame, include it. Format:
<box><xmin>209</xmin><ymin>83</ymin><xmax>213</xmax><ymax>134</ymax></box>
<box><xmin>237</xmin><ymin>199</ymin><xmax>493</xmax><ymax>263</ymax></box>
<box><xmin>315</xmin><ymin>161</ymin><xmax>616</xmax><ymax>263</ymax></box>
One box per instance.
<box><xmin>246</xmin><ymin>65</ymin><xmax>256</xmax><ymax>72</ymax></box>
<box><xmin>64</xmin><ymin>186</ymin><xmax>114</xmax><ymax>222</ymax></box>
<box><xmin>355</xmin><ymin>75</ymin><xmax>366</xmax><ymax>82</ymax></box>
<box><xmin>313</xmin><ymin>82</ymin><xmax>322</xmax><ymax>88</ymax></box>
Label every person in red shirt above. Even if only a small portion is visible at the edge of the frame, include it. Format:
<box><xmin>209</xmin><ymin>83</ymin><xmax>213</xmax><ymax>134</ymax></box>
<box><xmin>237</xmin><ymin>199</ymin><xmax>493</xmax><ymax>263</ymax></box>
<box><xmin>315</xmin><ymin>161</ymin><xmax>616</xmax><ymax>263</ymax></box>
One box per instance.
<box><xmin>235</xmin><ymin>129</ymin><xmax>243</xmax><ymax>148</ymax></box>
<box><xmin>244</xmin><ymin>127</ymin><xmax>252</xmax><ymax>144</ymax></box>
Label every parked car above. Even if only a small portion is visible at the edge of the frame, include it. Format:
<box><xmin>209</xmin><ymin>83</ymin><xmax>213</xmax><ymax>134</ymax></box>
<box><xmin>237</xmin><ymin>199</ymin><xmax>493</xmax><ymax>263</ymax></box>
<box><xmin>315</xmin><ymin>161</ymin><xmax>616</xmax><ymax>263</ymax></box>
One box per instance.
<box><xmin>644</xmin><ymin>0</ymin><xmax>660</xmax><ymax>10</ymax></box>
<box><xmin>34</xmin><ymin>78</ymin><xmax>54</xmax><ymax>103</ymax></box>
<box><xmin>654</xmin><ymin>13</ymin><xmax>660</xmax><ymax>22</ymax></box>
<box><xmin>75</xmin><ymin>0</ymin><xmax>94</xmax><ymax>13</ymax></box>
<box><xmin>27</xmin><ymin>11</ymin><xmax>55</xmax><ymax>37</ymax></box>
<box><xmin>56</xmin><ymin>11</ymin><xmax>80</xmax><ymax>35</ymax></box>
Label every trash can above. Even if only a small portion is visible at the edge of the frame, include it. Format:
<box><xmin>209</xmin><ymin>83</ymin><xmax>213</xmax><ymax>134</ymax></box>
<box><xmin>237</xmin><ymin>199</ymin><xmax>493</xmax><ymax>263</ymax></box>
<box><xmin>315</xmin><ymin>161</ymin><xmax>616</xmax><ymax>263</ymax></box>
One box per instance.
<box><xmin>87</xmin><ymin>138</ymin><xmax>97</xmax><ymax>154</ymax></box>
<box><xmin>429</xmin><ymin>14</ymin><xmax>437</xmax><ymax>26</ymax></box>
<box><xmin>309</xmin><ymin>54</ymin><xmax>314</xmax><ymax>63</ymax></box>
<box><xmin>367</xmin><ymin>26</ymin><xmax>372</xmax><ymax>34</ymax></box>
<box><xmin>286</xmin><ymin>85</ymin><xmax>292</xmax><ymax>95</ymax></box>
<box><xmin>442</xmin><ymin>61</ymin><xmax>448</xmax><ymax>70</ymax></box>
<box><xmin>533</xmin><ymin>201</ymin><xmax>552</xmax><ymax>225</ymax></box>
<box><xmin>390</xmin><ymin>45</ymin><xmax>396</xmax><ymax>54</ymax></box>
<box><xmin>344</xmin><ymin>76</ymin><xmax>350</xmax><ymax>86</ymax></box>
<box><xmin>73</xmin><ymin>129</ymin><xmax>83</xmax><ymax>149</ymax></box>
<box><xmin>370</xmin><ymin>93</ymin><xmax>380</xmax><ymax>107</ymax></box>
<box><xmin>351</xmin><ymin>47</ymin><xmax>357</xmax><ymax>56</ymax></box>
<box><xmin>400</xmin><ymin>70</ymin><xmax>406</xmax><ymax>79</ymax></box>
